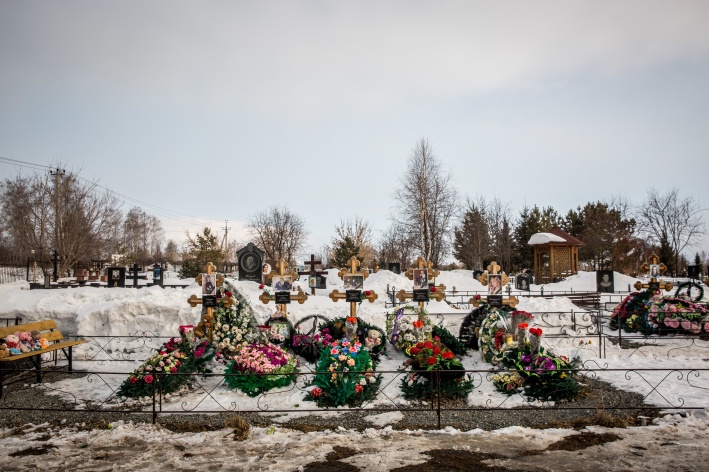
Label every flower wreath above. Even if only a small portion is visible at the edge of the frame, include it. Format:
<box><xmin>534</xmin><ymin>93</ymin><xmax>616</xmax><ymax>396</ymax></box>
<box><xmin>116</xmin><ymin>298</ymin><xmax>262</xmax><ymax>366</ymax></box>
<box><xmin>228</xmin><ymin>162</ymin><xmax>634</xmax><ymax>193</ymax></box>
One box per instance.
<box><xmin>646</xmin><ymin>297</ymin><xmax>709</xmax><ymax>334</ymax></box>
<box><xmin>385</xmin><ymin>305</ymin><xmax>432</xmax><ymax>353</ymax></box>
<box><xmin>224</xmin><ymin>343</ymin><xmax>299</xmax><ymax>397</ymax></box>
<box><xmin>478</xmin><ymin>308</ymin><xmax>512</xmax><ymax>365</ymax></box>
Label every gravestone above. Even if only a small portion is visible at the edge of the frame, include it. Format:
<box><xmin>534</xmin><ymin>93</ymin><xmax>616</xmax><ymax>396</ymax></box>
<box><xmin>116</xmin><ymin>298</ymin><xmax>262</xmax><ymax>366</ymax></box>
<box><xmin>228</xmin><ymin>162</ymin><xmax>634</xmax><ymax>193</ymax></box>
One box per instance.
<box><xmin>316</xmin><ymin>275</ymin><xmax>327</xmax><ymax>289</ymax></box>
<box><xmin>106</xmin><ymin>267</ymin><xmax>126</xmax><ymax>287</ymax></box>
<box><xmin>237</xmin><ymin>242</ymin><xmax>266</xmax><ymax>282</ymax></box>
<box><xmin>515</xmin><ymin>273</ymin><xmax>530</xmax><ymax>291</ymax></box>
<box><xmin>473</xmin><ymin>269</ymin><xmax>484</xmax><ymax>280</ymax></box>
<box><xmin>687</xmin><ymin>265</ymin><xmax>700</xmax><ymax>279</ymax></box>
<box><xmin>152</xmin><ymin>263</ymin><xmax>164</xmax><ymax>287</ymax></box>
<box><xmin>388</xmin><ymin>263</ymin><xmax>401</xmax><ymax>274</ymax></box>
<box><xmin>596</xmin><ymin>270</ymin><xmax>614</xmax><ymax>293</ymax></box>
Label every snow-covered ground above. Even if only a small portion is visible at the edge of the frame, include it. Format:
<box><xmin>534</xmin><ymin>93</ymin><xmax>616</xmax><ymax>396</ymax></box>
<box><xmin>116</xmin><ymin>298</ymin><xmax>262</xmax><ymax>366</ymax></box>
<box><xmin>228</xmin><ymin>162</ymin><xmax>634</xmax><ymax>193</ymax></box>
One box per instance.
<box><xmin>1</xmin><ymin>269</ymin><xmax>708</xmax><ymax>469</ymax></box>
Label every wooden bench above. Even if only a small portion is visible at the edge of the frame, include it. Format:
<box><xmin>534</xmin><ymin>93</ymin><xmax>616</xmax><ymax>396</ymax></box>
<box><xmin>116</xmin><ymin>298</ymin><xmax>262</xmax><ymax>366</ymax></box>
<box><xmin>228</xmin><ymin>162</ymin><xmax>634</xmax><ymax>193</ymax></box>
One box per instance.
<box><xmin>0</xmin><ymin>320</ymin><xmax>86</xmax><ymax>399</ymax></box>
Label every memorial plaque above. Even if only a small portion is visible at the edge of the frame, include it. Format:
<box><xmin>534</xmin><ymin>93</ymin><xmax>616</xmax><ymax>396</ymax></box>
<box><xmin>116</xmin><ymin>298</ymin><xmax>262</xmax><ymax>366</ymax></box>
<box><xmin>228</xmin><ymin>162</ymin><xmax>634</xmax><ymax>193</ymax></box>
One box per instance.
<box><xmin>388</xmin><ymin>263</ymin><xmax>401</xmax><ymax>274</ymax></box>
<box><xmin>275</xmin><ymin>291</ymin><xmax>291</xmax><ymax>304</ymax></box>
<box><xmin>413</xmin><ymin>289</ymin><xmax>430</xmax><ymax>302</ymax></box>
<box><xmin>346</xmin><ymin>290</ymin><xmax>362</xmax><ymax>303</ymax></box>
<box><xmin>106</xmin><ymin>266</ymin><xmax>126</xmax><ymax>287</ymax></box>
<box><xmin>202</xmin><ymin>295</ymin><xmax>217</xmax><ymax>308</ymax></box>
<box><xmin>516</xmin><ymin>274</ymin><xmax>530</xmax><ymax>291</ymax></box>
<box><xmin>237</xmin><ymin>242</ymin><xmax>266</xmax><ymax>282</ymax></box>
<box><xmin>687</xmin><ymin>265</ymin><xmax>700</xmax><ymax>279</ymax></box>
<box><xmin>649</xmin><ymin>281</ymin><xmax>660</xmax><ymax>291</ymax></box>
<box><xmin>596</xmin><ymin>270</ymin><xmax>614</xmax><ymax>293</ymax></box>
<box><xmin>488</xmin><ymin>294</ymin><xmax>503</xmax><ymax>307</ymax></box>
<box><xmin>316</xmin><ymin>275</ymin><xmax>327</xmax><ymax>289</ymax></box>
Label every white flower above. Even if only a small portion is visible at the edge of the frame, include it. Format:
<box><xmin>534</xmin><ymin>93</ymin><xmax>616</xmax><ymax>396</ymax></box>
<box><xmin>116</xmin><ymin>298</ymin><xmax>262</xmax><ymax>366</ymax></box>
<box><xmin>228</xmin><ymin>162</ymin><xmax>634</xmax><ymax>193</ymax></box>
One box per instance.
<box><xmin>369</xmin><ymin>376</ymin><xmax>377</xmax><ymax>383</ymax></box>
<box><xmin>403</xmin><ymin>333</ymin><xmax>414</xmax><ymax>342</ymax></box>
<box><xmin>359</xmin><ymin>378</ymin><xmax>367</xmax><ymax>385</ymax></box>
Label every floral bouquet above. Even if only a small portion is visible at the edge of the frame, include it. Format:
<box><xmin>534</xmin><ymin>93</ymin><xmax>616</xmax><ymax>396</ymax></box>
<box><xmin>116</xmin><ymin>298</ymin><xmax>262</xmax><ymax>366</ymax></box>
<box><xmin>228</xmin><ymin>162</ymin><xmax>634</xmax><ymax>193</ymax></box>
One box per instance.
<box><xmin>508</xmin><ymin>310</ymin><xmax>535</xmax><ymax>336</ymax></box>
<box><xmin>305</xmin><ymin>339</ymin><xmax>381</xmax><ymax>407</ymax></box>
<box><xmin>401</xmin><ymin>337</ymin><xmax>473</xmax><ymax>399</ymax></box>
<box><xmin>212</xmin><ymin>296</ymin><xmax>260</xmax><ymax>356</ymax></box>
<box><xmin>528</xmin><ymin>327</ymin><xmax>542</xmax><ymax>358</ymax></box>
<box><xmin>510</xmin><ymin>347</ymin><xmax>580</xmax><ymax>402</ymax></box>
<box><xmin>386</xmin><ymin>306</ymin><xmax>432</xmax><ymax>353</ymax></box>
<box><xmin>491</xmin><ymin>371</ymin><xmax>525</xmax><ymax>395</ymax></box>
<box><xmin>647</xmin><ymin>297</ymin><xmax>708</xmax><ymax>334</ymax></box>
<box><xmin>117</xmin><ymin>325</ymin><xmax>216</xmax><ymax>398</ymax></box>
<box><xmin>224</xmin><ymin>343</ymin><xmax>299</xmax><ymax>397</ymax></box>
<box><xmin>291</xmin><ymin>325</ymin><xmax>335</xmax><ymax>363</ymax></box>
<box><xmin>319</xmin><ymin>317</ymin><xmax>386</xmax><ymax>361</ymax></box>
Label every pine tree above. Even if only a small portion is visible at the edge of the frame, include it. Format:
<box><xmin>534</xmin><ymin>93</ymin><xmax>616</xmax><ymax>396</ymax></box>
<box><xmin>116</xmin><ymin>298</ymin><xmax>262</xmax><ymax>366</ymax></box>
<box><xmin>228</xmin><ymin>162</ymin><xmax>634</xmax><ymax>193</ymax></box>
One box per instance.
<box><xmin>332</xmin><ymin>236</ymin><xmax>360</xmax><ymax>268</ymax></box>
<box><xmin>179</xmin><ymin>228</ymin><xmax>225</xmax><ymax>278</ymax></box>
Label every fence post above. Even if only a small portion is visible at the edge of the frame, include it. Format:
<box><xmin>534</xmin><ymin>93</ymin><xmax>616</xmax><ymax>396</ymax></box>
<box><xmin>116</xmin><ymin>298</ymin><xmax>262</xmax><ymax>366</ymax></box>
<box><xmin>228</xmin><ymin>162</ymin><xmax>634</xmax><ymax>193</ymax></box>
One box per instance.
<box><xmin>151</xmin><ymin>377</ymin><xmax>157</xmax><ymax>424</ymax></box>
<box><xmin>436</xmin><ymin>368</ymin><xmax>441</xmax><ymax>430</ymax></box>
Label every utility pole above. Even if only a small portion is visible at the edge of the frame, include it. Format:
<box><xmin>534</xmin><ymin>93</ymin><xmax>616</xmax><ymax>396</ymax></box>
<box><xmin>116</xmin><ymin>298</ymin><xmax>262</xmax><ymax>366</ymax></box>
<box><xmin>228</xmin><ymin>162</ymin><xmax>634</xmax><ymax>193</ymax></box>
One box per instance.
<box><xmin>221</xmin><ymin>220</ymin><xmax>231</xmax><ymax>272</ymax></box>
<box><xmin>49</xmin><ymin>167</ymin><xmax>65</xmax><ymax>280</ymax></box>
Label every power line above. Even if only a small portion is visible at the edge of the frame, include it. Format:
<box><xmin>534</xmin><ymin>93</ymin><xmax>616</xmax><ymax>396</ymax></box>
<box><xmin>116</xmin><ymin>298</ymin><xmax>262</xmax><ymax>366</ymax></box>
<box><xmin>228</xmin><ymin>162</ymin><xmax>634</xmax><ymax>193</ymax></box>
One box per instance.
<box><xmin>1</xmin><ymin>155</ymin><xmax>225</xmax><ymax>228</ymax></box>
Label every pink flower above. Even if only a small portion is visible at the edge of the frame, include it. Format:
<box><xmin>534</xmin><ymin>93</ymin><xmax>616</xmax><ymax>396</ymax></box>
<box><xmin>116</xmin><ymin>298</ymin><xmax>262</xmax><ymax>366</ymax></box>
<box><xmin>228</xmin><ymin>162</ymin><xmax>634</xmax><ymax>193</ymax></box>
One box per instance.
<box><xmin>355</xmin><ymin>384</ymin><xmax>364</xmax><ymax>394</ymax></box>
<box><xmin>311</xmin><ymin>387</ymin><xmax>322</xmax><ymax>397</ymax></box>
<box><xmin>144</xmin><ymin>375</ymin><xmax>154</xmax><ymax>384</ymax></box>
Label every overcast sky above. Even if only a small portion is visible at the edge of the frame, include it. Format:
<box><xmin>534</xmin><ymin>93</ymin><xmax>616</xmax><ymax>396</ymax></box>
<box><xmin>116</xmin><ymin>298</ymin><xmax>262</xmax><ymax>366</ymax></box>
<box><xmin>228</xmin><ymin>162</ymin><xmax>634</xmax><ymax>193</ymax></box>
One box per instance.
<box><xmin>1</xmin><ymin>1</ymin><xmax>708</xmax><ymax>263</ymax></box>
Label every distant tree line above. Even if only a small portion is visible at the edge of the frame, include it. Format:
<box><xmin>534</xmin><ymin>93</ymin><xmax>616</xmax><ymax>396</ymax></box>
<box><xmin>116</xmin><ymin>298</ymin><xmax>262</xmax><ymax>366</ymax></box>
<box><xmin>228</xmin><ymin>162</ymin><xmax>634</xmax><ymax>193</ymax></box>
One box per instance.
<box><xmin>1</xmin><ymin>148</ymin><xmax>705</xmax><ymax>279</ymax></box>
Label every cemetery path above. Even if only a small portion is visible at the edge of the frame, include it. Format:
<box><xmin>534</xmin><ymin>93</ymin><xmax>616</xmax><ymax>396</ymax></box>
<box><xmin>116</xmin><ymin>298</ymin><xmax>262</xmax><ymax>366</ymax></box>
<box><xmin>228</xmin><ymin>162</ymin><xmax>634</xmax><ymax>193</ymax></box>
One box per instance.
<box><xmin>1</xmin><ymin>412</ymin><xmax>707</xmax><ymax>471</ymax></box>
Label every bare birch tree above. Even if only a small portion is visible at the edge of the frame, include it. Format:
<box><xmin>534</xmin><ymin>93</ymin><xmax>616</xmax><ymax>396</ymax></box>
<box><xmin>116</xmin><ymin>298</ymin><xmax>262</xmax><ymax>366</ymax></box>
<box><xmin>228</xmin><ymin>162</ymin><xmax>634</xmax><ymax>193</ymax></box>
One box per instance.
<box><xmin>392</xmin><ymin>139</ymin><xmax>458</xmax><ymax>266</ymax></box>
<box><xmin>247</xmin><ymin>206</ymin><xmax>308</xmax><ymax>264</ymax></box>
<box><xmin>637</xmin><ymin>188</ymin><xmax>706</xmax><ymax>274</ymax></box>
<box><xmin>0</xmin><ymin>169</ymin><xmax>123</xmax><ymax>276</ymax></box>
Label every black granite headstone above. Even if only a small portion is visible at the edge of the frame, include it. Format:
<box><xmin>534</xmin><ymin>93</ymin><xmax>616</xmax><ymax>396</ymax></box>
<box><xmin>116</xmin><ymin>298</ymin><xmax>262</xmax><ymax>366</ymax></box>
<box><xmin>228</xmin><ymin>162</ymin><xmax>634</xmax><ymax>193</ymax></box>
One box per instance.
<box><xmin>388</xmin><ymin>263</ymin><xmax>401</xmax><ymax>274</ymax></box>
<box><xmin>516</xmin><ymin>274</ymin><xmax>530</xmax><ymax>291</ymax></box>
<box><xmin>596</xmin><ymin>270</ymin><xmax>614</xmax><ymax>293</ymax></box>
<box><xmin>473</xmin><ymin>269</ymin><xmax>484</xmax><ymax>281</ymax></box>
<box><xmin>316</xmin><ymin>275</ymin><xmax>327</xmax><ymax>289</ymax></box>
<box><xmin>106</xmin><ymin>266</ymin><xmax>126</xmax><ymax>287</ymax></box>
<box><xmin>237</xmin><ymin>242</ymin><xmax>266</xmax><ymax>282</ymax></box>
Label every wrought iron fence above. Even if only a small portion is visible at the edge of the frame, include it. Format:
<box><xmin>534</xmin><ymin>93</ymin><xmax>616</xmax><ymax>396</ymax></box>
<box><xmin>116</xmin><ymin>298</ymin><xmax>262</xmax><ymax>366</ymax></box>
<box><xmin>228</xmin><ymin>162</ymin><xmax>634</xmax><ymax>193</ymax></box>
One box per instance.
<box><xmin>0</xmin><ymin>366</ymin><xmax>706</xmax><ymax>429</ymax></box>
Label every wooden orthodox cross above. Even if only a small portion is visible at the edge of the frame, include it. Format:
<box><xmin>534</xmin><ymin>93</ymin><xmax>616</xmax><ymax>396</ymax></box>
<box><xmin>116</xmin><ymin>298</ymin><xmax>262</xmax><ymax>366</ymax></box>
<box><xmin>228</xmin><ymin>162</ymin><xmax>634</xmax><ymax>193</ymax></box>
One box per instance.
<box><xmin>297</xmin><ymin>254</ymin><xmax>327</xmax><ymax>295</ymax></box>
<box><xmin>188</xmin><ymin>262</ymin><xmax>232</xmax><ymax>341</ymax></box>
<box><xmin>470</xmin><ymin>261</ymin><xmax>519</xmax><ymax>308</ymax></box>
<box><xmin>328</xmin><ymin>256</ymin><xmax>378</xmax><ymax>317</ymax></box>
<box><xmin>259</xmin><ymin>258</ymin><xmax>309</xmax><ymax>313</ymax></box>
<box><xmin>634</xmin><ymin>253</ymin><xmax>673</xmax><ymax>292</ymax></box>
<box><xmin>396</xmin><ymin>256</ymin><xmax>447</xmax><ymax>309</ymax></box>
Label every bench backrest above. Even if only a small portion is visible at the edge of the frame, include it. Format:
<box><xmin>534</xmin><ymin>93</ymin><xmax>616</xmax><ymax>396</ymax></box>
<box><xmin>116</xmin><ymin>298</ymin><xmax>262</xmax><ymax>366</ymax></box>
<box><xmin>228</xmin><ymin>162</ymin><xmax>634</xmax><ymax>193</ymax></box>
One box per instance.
<box><xmin>0</xmin><ymin>320</ymin><xmax>65</xmax><ymax>342</ymax></box>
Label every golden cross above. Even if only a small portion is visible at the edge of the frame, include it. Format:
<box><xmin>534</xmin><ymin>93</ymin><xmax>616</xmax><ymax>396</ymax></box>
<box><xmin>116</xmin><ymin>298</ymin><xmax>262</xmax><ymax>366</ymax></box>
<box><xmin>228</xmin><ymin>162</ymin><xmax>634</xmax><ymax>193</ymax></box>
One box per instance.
<box><xmin>397</xmin><ymin>257</ymin><xmax>446</xmax><ymax>311</ymax></box>
<box><xmin>634</xmin><ymin>253</ymin><xmax>673</xmax><ymax>292</ymax></box>
<box><xmin>470</xmin><ymin>261</ymin><xmax>518</xmax><ymax>308</ymax></box>
<box><xmin>260</xmin><ymin>258</ymin><xmax>308</xmax><ymax>313</ymax></box>
<box><xmin>189</xmin><ymin>262</ymin><xmax>231</xmax><ymax>341</ymax></box>
<box><xmin>404</xmin><ymin>256</ymin><xmax>440</xmax><ymax>281</ymax></box>
<box><xmin>330</xmin><ymin>256</ymin><xmax>377</xmax><ymax>317</ymax></box>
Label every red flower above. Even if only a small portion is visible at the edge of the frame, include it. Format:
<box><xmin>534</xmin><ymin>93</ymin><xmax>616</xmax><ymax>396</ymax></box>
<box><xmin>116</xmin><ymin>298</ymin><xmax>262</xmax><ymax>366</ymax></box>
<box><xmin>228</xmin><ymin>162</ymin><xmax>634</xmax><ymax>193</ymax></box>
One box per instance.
<box><xmin>529</xmin><ymin>328</ymin><xmax>543</xmax><ymax>337</ymax></box>
<box><xmin>442</xmin><ymin>351</ymin><xmax>454</xmax><ymax>360</ymax></box>
<box><xmin>427</xmin><ymin>356</ymin><xmax>437</xmax><ymax>365</ymax></box>
<box><xmin>225</xmin><ymin>291</ymin><xmax>233</xmax><ymax>297</ymax></box>
<box><xmin>517</xmin><ymin>323</ymin><xmax>529</xmax><ymax>330</ymax></box>
<box><xmin>435</xmin><ymin>336</ymin><xmax>440</xmax><ymax>341</ymax></box>
<box><xmin>311</xmin><ymin>387</ymin><xmax>322</xmax><ymax>397</ymax></box>
<box><xmin>430</xmin><ymin>286</ymin><xmax>437</xmax><ymax>293</ymax></box>
<box><xmin>259</xmin><ymin>284</ymin><xmax>265</xmax><ymax>289</ymax></box>
<box><xmin>355</xmin><ymin>384</ymin><xmax>364</xmax><ymax>394</ymax></box>
<box><xmin>364</xmin><ymin>290</ymin><xmax>372</xmax><ymax>296</ymax></box>
<box><xmin>170</xmin><ymin>367</ymin><xmax>177</xmax><ymax>374</ymax></box>
<box><xmin>129</xmin><ymin>377</ymin><xmax>139</xmax><ymax>384</ymax></box>
<box><xmin>416</xmin><ymin>342</ymin><xmax>424</xmax><ymax>348</ymax></box>
<box><xmin>144</xmin><ymin>375</ymin><xmax>154</xmax><ymax>384</ymax></box>
<box><xmin>474</xmin><ymin>294</ymin><xmax>481</xmax><ymax>300</ymax></box>
<box><xmin>424</xmin><ymin>341</ymin><xmax>433</xmax><ymax>349</ymax></box>
<box><xmin>410</xmin><ymin>347</ymin><xmax>420</xmax><ymax>355</ymax></box>
<box><xmin>433</xmin><ymin>347</ymin><xmax>441</xmax><ymax>355</ymax></box>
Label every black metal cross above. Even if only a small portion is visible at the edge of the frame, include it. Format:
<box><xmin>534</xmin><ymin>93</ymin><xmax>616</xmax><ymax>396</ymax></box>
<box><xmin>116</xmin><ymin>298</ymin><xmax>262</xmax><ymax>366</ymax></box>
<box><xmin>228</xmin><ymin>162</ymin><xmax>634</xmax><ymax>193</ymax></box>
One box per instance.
<box><xmin>297</xmin><ymin>254</ymin><xmax>327</xmax><ymax>295</ymax></box>
<box><xmin>129</xmin><ymin>262</ymin><xmax>141</xmax><ymax>288</ymax></box>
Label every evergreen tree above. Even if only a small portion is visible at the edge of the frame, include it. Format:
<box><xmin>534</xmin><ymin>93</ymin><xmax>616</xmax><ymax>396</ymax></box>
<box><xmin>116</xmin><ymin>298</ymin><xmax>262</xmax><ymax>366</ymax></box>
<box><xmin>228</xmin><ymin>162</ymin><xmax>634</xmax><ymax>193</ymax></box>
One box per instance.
<box><xmin>179</xmin><ymin>228</ymin><xmax>225</xmax><ymax>278</ymax></box>
<box><xmin>332</xmin><ymin>236</ymin><xmax>360</xmax><ymax>268</ymax></box>
<box><xmin>453</xmin><ymin>202</ymin><xmax>490</xmax><ymax>270</ymax></box>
